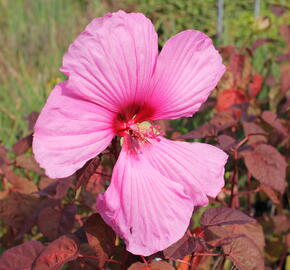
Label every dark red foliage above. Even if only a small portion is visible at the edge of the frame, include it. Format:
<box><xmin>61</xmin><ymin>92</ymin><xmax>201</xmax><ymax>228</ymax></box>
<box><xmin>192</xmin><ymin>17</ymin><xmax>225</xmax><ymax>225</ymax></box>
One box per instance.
<box><xmin>0</xmin><ymin>37</ymin><xmax>289</xmax><ymax>270</ymax></box>
<box><xmin>32</xmin><ymin>235</ymin><xmax>79</xmax><ymax>270</ymax></box>
<box><xmin>163</xmin><ymin>232</ymin><xmax>203</xmax><ymax>260</ymax></box>
<box><xmin>241</xmin><ymin>144</ymin><xmax>287</xmax><ymax>193</ymax></box>
<box><xmin>201</xmin><ymin>206</ymin><xmax>255</xmax><ymax>227</ymax></box>
<box><xmin>0</xmin><ymin>241</ymin><xmax>44</xmax><ymax>270</ymax></box>
<box><xmin>37</xmin><ymin>205</ymin><xmax>77</xmax><ymax>241</ymax></box>
<box><xmin>83</xmin><ymin>214</ymin><xmax>116</xmax><ymax>268</ymax></box>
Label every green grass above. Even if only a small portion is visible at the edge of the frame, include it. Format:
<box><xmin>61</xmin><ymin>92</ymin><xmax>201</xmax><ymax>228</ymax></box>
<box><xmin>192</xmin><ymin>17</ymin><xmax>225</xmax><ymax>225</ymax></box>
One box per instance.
<box><xmin>0</xmin><ymin>0</ymin><xmax>288</xmax><ymax>147</ymax></box>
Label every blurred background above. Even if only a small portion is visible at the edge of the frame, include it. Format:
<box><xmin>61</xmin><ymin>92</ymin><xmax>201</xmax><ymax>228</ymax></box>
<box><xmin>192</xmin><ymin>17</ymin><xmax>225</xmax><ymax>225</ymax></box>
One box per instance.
<box><xmin>0</xmin><ymin>0</ymin><xmax>289</xmax><ymax>147</ymax></box>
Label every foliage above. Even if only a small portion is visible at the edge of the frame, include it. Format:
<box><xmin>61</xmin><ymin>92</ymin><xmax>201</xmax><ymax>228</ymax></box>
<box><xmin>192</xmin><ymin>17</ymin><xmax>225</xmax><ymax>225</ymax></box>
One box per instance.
<box><xmin>0</xmin><ymin>1</ymin><xmax>289</xmax><ymax>269</ymax></box>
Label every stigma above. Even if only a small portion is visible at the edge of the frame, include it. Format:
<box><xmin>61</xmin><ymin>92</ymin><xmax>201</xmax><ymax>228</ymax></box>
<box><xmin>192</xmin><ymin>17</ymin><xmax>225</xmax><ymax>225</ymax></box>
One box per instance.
<box><xmin>119</xmin><ymin>120</ymin><xmax>164</xmax><ymax>155</ymax></box>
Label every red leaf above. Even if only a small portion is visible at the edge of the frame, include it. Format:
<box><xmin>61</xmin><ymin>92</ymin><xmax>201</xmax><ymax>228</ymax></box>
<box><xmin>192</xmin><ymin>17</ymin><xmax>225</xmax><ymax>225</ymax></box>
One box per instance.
<box><xmin>83</xmin><ymin>214</ymin><xmax>116</xmax><ymax>268</ymax></box>
<box><xmin>68</xmin><ymin>243</ymin><xmax>100</xmax><ymax>270</ymax></box>
<box><xmin>38</xmin><ymin>177</ymin><xmax>72</xmax><ymax>199</ymax></box>
<box><xmin>32</xmin><ymin>235</ymin><xmax>79</xmax><ymax>270</ymax></box>
<box><xmin>242</xmin><ymin>121</ymin><xmax>268</xmax><ymax>145</ymax></box>
<box><xmin>223</xmin><ymin>236</ymin><xmax>265</xmax><ymax>270</ymax></box>
<box><xmin>128</xmin><ymin>261</ymin><xmax>175</xmax><ymax>270</ymax></box>
<box><xmin>0</xmin><ymin>241</ymin><xmax>44</xmax><ymax>270</ymax></box>
<box><xmin>217</xmin><ymin>135</ymin><xmax>236</xmax><ymax>150</ymax></box>
<box><xmin>163</xmin><ymin>233</ymin><xmax>200</xmax><ymax>260</ymax></box>
<box><xmin>4</xmin><ymin>168</ymin><xmax>38</xmax><ymax>194</ymax></box>
<box><xmin>0</xmin><ymin>192</ymin><xmax>40</xmax><ymax>231</ymax></box>
<box><xmin>180</xmin><ymin>112</ymin><xmax>237</xmax><ymax>139</ymax></box>
<box><xmin>225</xmin><ymin>222</ymin><xmax>265</xmax><ymax>251</ymax></box>
<box><xmin>12</xmin><ymin>134</ymin><xmax>33</xmax><ymax>155</ymax></box>
<box><xmin>216</xmin><ymin>89</ymin><xmax>247</xmax><ymax>117</ymax></box>
<box><xmin>76</xmin><ymin>157</ymin><xmax>101</xmax><ymax>189</ymax></box>
<box><xmin>85</xmin><ymin>167</ymin><xmax>107</xmax><ymax>195</ymax></box>
<box><xmin>205</xmin><ymin>221</ymin><xmax>265</xmax><ymax>267</ymax></box>
<box><xmin>201</xmin><ymin>206</ymin><xmax>255</xmax><ymax>228</ymax></box>
<box><xmin>262</xmin><ymin>111</ymin><xmax>287</xmax><ymax>136</ymax></box>
<box><xmin>249</xmin><ymin>74</ymin><xmax>263</xmax><ymax>98</ymax></box>
<box><xmin>24</xmin><ymin>111</ymin><xmax>39</xmax><ymax>130</ymax></box>
<box><xmin>38</xmin><ymin>205</ymin><xmax>77</xmax><ymax>241</ymax></box>
<box><xmin>15</xmin><ymin>155</ymin><xmax>44</xmax><ymax>175</ymax></box>
<box><xmin>241</xmin><ymin>144</ymin><xmax>287</xmax><ymax>193</ymax></box>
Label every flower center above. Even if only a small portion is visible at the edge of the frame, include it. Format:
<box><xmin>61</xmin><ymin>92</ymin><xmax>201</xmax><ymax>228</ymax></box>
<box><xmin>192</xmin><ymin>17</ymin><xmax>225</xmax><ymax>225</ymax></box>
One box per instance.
<box><xmin>122</xmin><ymin>121</ymin><xmax>164</xmax><ymax>142</ymax></box>
<box><xmin>112</xmin><ymin>103</ymin><xmax>163</xmax><ymax>154</ymax></box>
<box><xmin>119</xmin><ymin>121</ymin><xmax>164</xmax><ymax>155</ymax></box>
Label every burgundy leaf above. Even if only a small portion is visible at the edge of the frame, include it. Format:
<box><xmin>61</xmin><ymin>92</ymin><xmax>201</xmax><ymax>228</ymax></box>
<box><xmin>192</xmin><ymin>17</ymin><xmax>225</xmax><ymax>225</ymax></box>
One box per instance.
<box><xmin>163</xmin><ymin>233</ymin><xmax>198</xmax><ymax>260</ymax></box>
<box><xmin>205</xmin><ymin>221</ymin><xmax>265</xmax><ymax>257</ymax></box>
<box><xmin>24</xmin><ymin>111</ymin><xmax>39</xmax><ymax>131</ymax></box>
<box><xmin>15</xmin><ymin>155</ymin><xmax>44</xmax><ymax>175</ymax></box>
<box><xmin>12</xmin><ymin>134</ymin><xmax>33</xmax><ymax>155</ymax></box>
<box><xmin>83</xmin><ymin>214</ymin><xmax>116</xmax><ymax>268</ymax></box>
<box><xmin>217</xmin><ymin>135</ymin><xmax>236</xmax><ymax>150</ymax></box>
<box><xmin>4</xmin><ymin>168</ymin><xmax>38</xmax><ymax>194</ymax></box>
<box><xmin>225</xmin><ymin>222</ymin><xmax>265</xmax><ymax>251</ymax></box>
<box><xmin>76</xmin><ymin>157</ymin><xmax>101</xmax><ymax>189</ymax></box>
<box><xmin>261</xmin><ymin>111</ymin><xmax>287</xmax><ymax>136</ymax></box>
<box><xmin>38</xmin><ymin>205</ymin><xmax>77</xmax><ymax>241</ymax></box>
<box><xmin>0</xmin><ymin>241</ymin><xmax>44</xmax><ymax>270</ymax></box>
<box><xmin>241</xmin><ymin>144</ymin><xmax>287</xmax><ymax>193</ymax></box>
<box><xmin>38</xmin><ymin>177</ymin><xmax>72</xmax><ymax>199</ymax></box>
<box><xmin>68</xmin><ymin>243</ymin><xmax>100</xmax><ymax>270</ymax></box>
<box><xmin>223</xmin><ymin>236</ymin><xmax>264</xmax><ymax>270</ymax></box>
<box><xmin>32</xmin><ymin>235</ymin><xmax>79</xmax><ymax>270</ymax></box>
<box><xmin>201</xmin><ymin>206</ymin><xmax>255</xmax><ymax>228</ymax></box>
<box><xmin>180</xmin><ymin>112</ymin><xmax>237</xmax><ymax>139</ymax></box>
<box><xmin>242</xmin><ymin>121</ymin><xmax>268</xmax><ymax>145</ymax></box>
<box><xmin>0</xmin><ymin>192</ymin><xmax>40</xmax><ymax>231</ymax></box>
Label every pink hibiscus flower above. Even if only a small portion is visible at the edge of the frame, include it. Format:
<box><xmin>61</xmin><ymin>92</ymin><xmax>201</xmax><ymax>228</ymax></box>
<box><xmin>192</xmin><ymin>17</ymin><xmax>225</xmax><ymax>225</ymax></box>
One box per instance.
<box><xmin>33</xmin><ymin>11</ymin><xmax>228</xmax><ymax>256</ymax></box>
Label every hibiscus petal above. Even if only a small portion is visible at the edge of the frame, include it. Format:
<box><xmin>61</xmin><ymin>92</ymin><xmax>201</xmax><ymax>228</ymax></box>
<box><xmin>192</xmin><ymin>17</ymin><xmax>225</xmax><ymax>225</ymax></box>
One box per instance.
<box><xmin>143</xmin><ymin>137</ymin><xmax>228</xmax><ymax>200</ymax></box>
<box><xmin>96</xmin><ymin>147</ymin><xmax>193</xmax><ymax>256</ymax></box>
<box><xmin>61</xmin><ymin>11</ymin><xmax>158</xmax><ymax>112</ymax></box>
<box><xmin>149</xmin><ymin>30</ymin><xmax>226</xmax><ymax>120</ymax></box>
<box><xmin>33</xmin><ymin>82</ymin><xmax>114</xmax><ymax>178</ymax></box>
